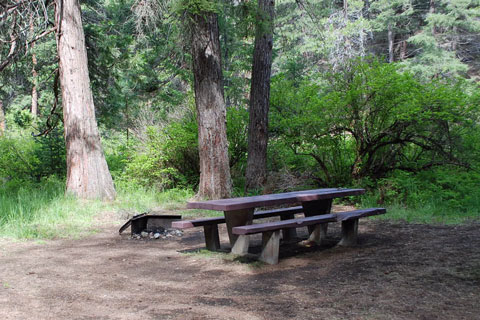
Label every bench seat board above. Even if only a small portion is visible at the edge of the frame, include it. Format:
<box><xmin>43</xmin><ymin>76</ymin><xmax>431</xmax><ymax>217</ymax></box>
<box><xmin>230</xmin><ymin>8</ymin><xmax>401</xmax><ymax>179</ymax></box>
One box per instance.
<box><xmin>336</xmin><ymin>208</ymin><xmax>386</xmax><ymax>221</ymax></box>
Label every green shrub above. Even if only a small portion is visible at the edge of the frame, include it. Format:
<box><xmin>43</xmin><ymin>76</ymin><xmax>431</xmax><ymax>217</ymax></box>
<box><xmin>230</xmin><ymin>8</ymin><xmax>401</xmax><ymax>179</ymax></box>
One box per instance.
<box><xmin>122</xmin><ymin>106</ymin><xmax>249</xmax><ymax>190</ymax></box>
<box><xmin>270</xmin><ymin>58</ymin><xmax>479</xmax><ymax>187</ymax></box>
<box><xmin>0</xmin><ymin>133</ymin><xmax>40</xmax><ymax>180</ymax></box>
<box><xmin>123</xmin><ymin>117</ymin><xmax>199</xmax><ymax>190</ymax></box>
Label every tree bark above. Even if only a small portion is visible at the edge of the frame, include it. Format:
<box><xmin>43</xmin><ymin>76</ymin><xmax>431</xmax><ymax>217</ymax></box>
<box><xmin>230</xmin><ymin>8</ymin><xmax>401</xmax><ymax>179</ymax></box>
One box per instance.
<box><xmin>191</xmin><ymin>12</ymin><xmax>232</xmax><ymax>200</ymax></box>
<box><xmin>430</xmin><ymin>0</ymin><xmax>436</xmax><ymax>35</ymax></box>
<box><xmin>30</xmin><ymin>14</ymin><xmax>38</xmax><ymax>116</ymax></box>
<box><xmin>245</xmin><ymin>0</ymin><xmax>274</xmax><ymax>191</ymax></box>
<box><xmin>388</xmin><ymin>24</ymin><xmax>394</xmax><ymax>63</ymax></box>
<box><xmin>0</xmin><ymin>100</ymin><xmax>5</xmax><ymax>136</ymax></box>
<box><xmin>399</xmin><ymin>39</ymin><xmax>407</xmax><ymax>60</ymax></box>
<box><xmin>55</xmin><ymin>0</ymin><xmax>116</xmax><ymax>200</ymax></box>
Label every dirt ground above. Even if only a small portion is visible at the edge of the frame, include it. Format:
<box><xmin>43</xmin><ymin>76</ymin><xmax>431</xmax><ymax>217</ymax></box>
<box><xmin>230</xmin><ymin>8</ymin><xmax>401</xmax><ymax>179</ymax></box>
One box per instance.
<box><xmin>0</xmin><ymin>211</ymin><xmax>479</xmax><ymax>320</ymax></box>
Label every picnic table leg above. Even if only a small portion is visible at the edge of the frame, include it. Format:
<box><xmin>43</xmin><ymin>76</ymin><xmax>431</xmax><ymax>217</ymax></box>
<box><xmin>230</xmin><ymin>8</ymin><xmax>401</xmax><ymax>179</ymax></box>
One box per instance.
<box><xmin>302</xmin><ymin>199</ymin><xmax>332</xmax><ymax>236</ymax></box>
<box><xmin>307</xmin><ymin>223</ymin><xmax>328</xmax><ymax>245</ymax></box>
<box><xmin>280</xmin><ymin>213</ymin><xmax>297</xmax><ymax>241</ymax></box>
<box><xmin>203</xmin><ymin>225</ymin><xmax>221</xmax><ymax>251</ymax></box>
<box><xmin>259</xmin><ymin>230</ymin><xmax>281</xmax><ymax>265</ymax></box>
<box><xmin>224</xmin><ymin>208</ymin><xmax>254</xmax><ymax>255</ymax></box>
<box><xmin>338</xmin><ymin>219</ymin><xmax>359</xmax><ymax>246</ymax></box>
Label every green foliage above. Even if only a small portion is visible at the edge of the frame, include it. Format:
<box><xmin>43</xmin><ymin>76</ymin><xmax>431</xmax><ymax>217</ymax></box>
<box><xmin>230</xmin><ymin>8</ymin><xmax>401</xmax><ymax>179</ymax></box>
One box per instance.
<box><xmin>0</xmin><ymin>177</ymin><xmax>194</xmax><ymax>239</ymax></box>
<box><xmin>361</xmin><ymin>167</ymin><xmax>480</xmax><ymax>223</ymax></box>
<box><xmin>271</xmin><ymin>59</ymin><xmax>480</xmax><ymax>186</ymax></box>
<box><xmin>123</xmin><ymin>113</ymin><xmax>199</xmax><ymax>190</ymax></box>
<box><xmin>0</xmin><ymin>125</ymin><xmax>66</xmax><ymax>181</ymax></box>
<box><xmin>174</xmin><ymin>0</ymin><xmax>219</xmax><ymax>16</ymax></box>
<box><xmin>0</xmin><ymin>133</ymin><xmax>39</xmax><ymax>180</ymax></box>
<box><xmin>121</xmin><ymin>105</ymin><xmax>249</xmax><ymax>191</ymax></box>
<box><xmin>226</xmin><ymin>106</ymin><xmax>248</xmax><ymax>171</ymax></box>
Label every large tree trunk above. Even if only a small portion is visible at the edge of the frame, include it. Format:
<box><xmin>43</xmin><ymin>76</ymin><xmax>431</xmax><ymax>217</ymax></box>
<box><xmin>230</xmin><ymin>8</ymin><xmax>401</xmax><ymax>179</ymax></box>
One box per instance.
<box><xmin>191</xmin><ymin>12</ymin><xmax>232</xmax><ymax>200</ymax></box>
<box><xmin>0</xmin><ymin>100</ymin><xmax>5</xmax><ymax>136</ymax></box>
<box><xmin>55</xmin><ymin>0</ymin><xmax>116</xmax><ymax>200</ymax></box>
<box><xmin>245</xmin><ymin>0</ymin><xmax>274</xmax><ymax>191</ymax></box>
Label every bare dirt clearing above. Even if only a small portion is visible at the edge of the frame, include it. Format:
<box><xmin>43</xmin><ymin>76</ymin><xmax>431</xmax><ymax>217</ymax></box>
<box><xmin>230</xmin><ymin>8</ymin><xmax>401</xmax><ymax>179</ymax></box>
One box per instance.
<box><xmin>0</xmin><ymin>217</ymin><xmax>479</xmax><ymax>320</ymax></box>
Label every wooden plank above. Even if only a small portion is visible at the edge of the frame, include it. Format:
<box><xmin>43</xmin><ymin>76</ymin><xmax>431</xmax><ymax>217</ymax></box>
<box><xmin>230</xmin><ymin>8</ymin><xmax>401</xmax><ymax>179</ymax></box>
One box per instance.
<box><xmin>186</xmin><ymin>188</ymin><xmax>365</xmax><ymax>211</ymax></box>
<box><xmin>232</xmin><ymin>214</ymin><xmax>337</xmax><ymax>235</ymax></box>
<box><xmin>336</xmin><ymin>208</ymin><xmax>386</xmax><ymax>221</ymax></box>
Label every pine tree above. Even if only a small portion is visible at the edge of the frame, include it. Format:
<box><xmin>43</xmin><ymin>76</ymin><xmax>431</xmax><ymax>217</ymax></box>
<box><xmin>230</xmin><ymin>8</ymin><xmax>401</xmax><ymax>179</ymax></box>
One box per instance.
<box><xmin>404</xmin><ymin>0</ymin><xmax>480</xmax><ymax>79</ymax></box>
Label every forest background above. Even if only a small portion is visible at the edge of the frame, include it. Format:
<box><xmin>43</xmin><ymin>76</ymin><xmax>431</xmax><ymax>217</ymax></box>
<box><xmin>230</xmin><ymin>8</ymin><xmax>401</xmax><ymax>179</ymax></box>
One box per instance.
<box><xmin>1</xmin><ymin>0</ymin><xmax>480</xmax><ymax>239</ymax></box>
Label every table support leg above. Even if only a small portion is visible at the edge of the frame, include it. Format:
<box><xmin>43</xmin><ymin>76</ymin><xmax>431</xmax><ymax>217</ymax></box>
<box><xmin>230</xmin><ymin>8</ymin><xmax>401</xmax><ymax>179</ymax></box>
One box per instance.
<box><xmin>338</xmin><ymin>219</ymin><xmax>358</xmax><ymax>246</ymax></box>
<box><xmin>259</xmin><ymin>230</ymin><xmax>281</xmax><ymax>265</ymax></box>
<box><xmin>281</xmin><ymin>213</ymin><xmax>297</xmax><ymax>241</ymax></box>
<box><xmin>225</xmin><ymin>209</ymin><xmax>254</xmax><ymax>255</ymax></box>
<box><xmin>302</xmin><ymin>199</ymin><xmax>332</xmax><ymax>235</ymax></box>
<box><xmin>307</xmin><ymin>223</ymin><xmax>328</xmax><ymax>245</ymax></box>
<box><xmin>203</xmin><ymin>225</ymin><xmax>221</xmax><ymax>251</ymax></box>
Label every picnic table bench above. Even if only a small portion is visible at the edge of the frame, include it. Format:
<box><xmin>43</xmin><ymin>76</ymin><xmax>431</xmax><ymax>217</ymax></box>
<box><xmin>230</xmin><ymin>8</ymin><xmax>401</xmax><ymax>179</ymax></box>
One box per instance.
<box><xmin>173</xmin><ymin>188</ymin><xmax>386</xmax><ymax>264</ymax></box>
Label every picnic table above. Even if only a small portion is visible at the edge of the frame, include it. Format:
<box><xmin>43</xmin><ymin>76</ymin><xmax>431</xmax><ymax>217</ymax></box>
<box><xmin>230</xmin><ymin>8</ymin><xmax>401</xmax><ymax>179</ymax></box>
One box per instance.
<box><xmin>182</xmin><ymin>188</ymin><xmax>365</xmax><ymax>252</ymax></box>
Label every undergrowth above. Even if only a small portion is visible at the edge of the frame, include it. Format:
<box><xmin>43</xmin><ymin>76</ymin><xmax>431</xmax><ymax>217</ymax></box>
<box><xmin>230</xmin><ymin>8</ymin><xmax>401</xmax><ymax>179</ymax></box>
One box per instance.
<box><xmin>0</xmin><ymin>178</ymin><xmax>193</xmax><ymax>240</ymax></box>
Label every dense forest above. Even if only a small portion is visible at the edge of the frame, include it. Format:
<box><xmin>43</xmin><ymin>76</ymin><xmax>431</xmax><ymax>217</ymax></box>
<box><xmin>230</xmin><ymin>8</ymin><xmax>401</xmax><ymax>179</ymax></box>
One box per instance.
<box><xmin>1</xmin><ymin>0</ymin><xmax>480</xmax><ymax>235</ymax></box>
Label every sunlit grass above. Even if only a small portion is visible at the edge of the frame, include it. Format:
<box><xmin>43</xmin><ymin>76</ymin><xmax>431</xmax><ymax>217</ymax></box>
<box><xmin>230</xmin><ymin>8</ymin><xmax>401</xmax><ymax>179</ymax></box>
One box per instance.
<box><xmin>361</xmin><ymin>193</ymin><xmax>480</xmax><ymax>224</ymax></box>
<box><xmin>0</xmin><ymin>179</ymin><xmax>194</xmax><ymax>240</ymax></box>
<box><xmin>2</xmin><ymin>178</ymin><xmax>479</xmax><ymax>240</ymax></box>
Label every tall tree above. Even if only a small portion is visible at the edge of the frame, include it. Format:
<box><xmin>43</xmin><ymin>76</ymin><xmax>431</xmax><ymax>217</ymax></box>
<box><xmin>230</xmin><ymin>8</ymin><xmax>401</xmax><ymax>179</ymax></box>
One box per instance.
<box><xmin>30</xmin><ymin>13</ymin><xmax>38</xmax><ymax>116</ymax></box>
<box><xmin>54</xmin><ymin>0</ymin><xmax>116</xmax><ymax>200</ymax></box>
<box><xmin>190</xmin><ymin>10</ymin><xmax>232</xmax><ymax>199</ymax></box>
<box><xmin>245</xmin><ymin>0</ymin><xmax>275</xmax><ymax>191</ymax></box>
<box><xmin>403</xmin><ymin>0</ymin><xmax>480</xmax><ymax>79</ymax></box>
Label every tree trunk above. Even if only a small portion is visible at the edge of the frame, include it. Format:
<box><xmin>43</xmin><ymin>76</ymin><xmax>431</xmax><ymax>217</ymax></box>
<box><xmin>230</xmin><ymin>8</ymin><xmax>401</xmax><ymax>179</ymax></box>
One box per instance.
<box><xmin>388</xmin><ymin>24</ymin><xmax>394</xmax><ymax>63</ymax></box>
<box><xmin>30</xmin><ymin>14</ymin><xmax>38</xmax><ymax>116</ymax></box>
<box><xmin>399</xmin><ymin>39</ymin><xmax>407</xmax><ymax>60</ymax></box>
<box><xmin>452</xmin><ymin>26</ymin><xmax>458</xmax><ymax>51</ymax></box>
<box><xmin>55</xmin><ymin>0</ymin><xmax>116</xmax><ymax>200</ymax></box>
<box><xmin>245</xmin><ymin>0</ymin><xmax>274</xmax><ymax>191</ymax></box>
<box><xmin>0</xmin><ymin>100</ymin><xmax>5</xmax><ymax>136</ymax></box>
<box><xmin>430</xmin><ymin>0</ymin><xmax>436</xmax><ymax>35</ymax></box>
<box><xmin>191</xmin><ymin>12</ymin><xmax>232</xmax><ymax>200</ymax></box>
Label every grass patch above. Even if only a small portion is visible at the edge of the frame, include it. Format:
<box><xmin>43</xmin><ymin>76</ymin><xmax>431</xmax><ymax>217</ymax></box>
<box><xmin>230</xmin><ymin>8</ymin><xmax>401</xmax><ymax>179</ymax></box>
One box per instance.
<box><xmin>0</xmin><ymin>179</ymin><xmax>194</xmax><ymax>240</ymax></box>
<box><xmin>361</xmin><ymin>193</ymin><xmax>480</xmax><ymax>224</ymax></box>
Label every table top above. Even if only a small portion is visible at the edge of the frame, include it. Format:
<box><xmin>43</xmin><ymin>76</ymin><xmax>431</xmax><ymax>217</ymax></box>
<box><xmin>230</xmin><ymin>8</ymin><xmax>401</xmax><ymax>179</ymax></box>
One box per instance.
<box><xmin>186</xmin><ymin>188</ymin><xmax>365</xmax><ymax>211</ymax></box>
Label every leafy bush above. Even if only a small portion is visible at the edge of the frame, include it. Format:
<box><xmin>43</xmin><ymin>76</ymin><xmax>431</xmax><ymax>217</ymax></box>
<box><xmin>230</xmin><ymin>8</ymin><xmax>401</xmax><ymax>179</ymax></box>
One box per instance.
<box><xmin>123</xmin><ymin>122</ymin><xmax>198</xmax><ymax>190</ymax></box>
<box><xmin>122</xmin><ymin>105</ymin><xmax>249</xmax><ymax>190</ymax></box>
<box><xmin>270</xmin><ymin>58</ymin><xmax>480</xmax><ymax>187</ymax></box>
<box><xmin>0</xmin><ymin>133</ymin><xmax>40</xmax><ymax>181</ymax></box>
<box><xmin>0</xmin><ymin>125</ymin><xmax>66</xmax><ymax>182</ymax></box>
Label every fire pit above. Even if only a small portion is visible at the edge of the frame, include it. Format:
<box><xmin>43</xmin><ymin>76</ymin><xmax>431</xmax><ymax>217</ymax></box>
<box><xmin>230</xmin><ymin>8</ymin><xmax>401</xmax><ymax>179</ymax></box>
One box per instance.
<box><xmin>119</xmin><ymin>213</ymin><xmax>183</xmax><ymax>239</ymax></box>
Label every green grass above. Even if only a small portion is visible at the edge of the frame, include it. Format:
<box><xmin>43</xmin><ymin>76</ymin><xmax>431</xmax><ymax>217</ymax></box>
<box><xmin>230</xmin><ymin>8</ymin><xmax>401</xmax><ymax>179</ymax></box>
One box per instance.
<box><xmin>0</xmin><ymin>179</ymin><xmax>194</xmax><ymax>240</ymax></box>
<box><xmin>2</xmin><ymin>177</ymin><xmax>479</xmax><ymax>240</ymax></box>
<box><xmin>361</xmin><ymin>193</ymin><xmax>480</xmax><ymax>224</ymax></box>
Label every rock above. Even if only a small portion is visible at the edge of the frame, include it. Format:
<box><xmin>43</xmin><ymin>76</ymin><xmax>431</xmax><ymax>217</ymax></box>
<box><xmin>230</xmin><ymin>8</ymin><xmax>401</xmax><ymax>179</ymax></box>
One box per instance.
<box><xmin>140</xmin><ymin>231</ymin><xmax>149</xmax><ymax>238</ymax></box>
<box><xmin>154</xmin><ymin>233</ymin><xmax>161</xmax><ymax>239</ymax></box>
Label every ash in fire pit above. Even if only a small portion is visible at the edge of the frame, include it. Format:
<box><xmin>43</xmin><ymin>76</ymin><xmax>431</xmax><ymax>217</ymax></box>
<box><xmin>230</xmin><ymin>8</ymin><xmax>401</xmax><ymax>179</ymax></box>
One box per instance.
<box><xmin>132</xmin><ymin>227</ymin><xmax>183</xmax><ymax>240</ymax></box>
<box><xmin>119</xmin><ymin>213</ymin><xmax>183</xmax><ymax>240</ymax></box>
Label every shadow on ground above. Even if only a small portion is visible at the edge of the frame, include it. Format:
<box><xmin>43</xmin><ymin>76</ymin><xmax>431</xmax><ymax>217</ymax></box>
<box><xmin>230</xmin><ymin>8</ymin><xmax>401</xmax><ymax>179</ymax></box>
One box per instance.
<box><xmin>0</xmin><ymin>220</ymin><xmax>479</xmax><ymax>319</ymax></box>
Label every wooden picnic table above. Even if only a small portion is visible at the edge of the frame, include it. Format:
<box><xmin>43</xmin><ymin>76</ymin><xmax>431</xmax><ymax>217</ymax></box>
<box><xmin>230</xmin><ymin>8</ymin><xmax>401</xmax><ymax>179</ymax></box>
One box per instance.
<box><xmin>186</xmin><ymin>188</ymin><xmax>365</xmax><ymax>254</ymax></box>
